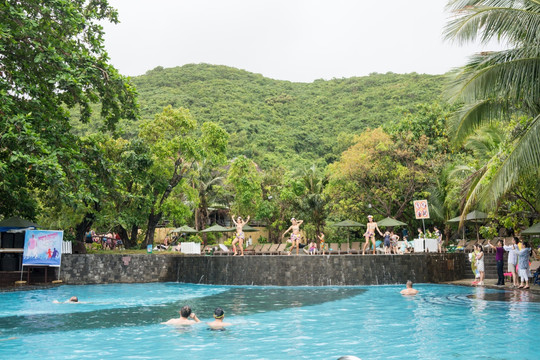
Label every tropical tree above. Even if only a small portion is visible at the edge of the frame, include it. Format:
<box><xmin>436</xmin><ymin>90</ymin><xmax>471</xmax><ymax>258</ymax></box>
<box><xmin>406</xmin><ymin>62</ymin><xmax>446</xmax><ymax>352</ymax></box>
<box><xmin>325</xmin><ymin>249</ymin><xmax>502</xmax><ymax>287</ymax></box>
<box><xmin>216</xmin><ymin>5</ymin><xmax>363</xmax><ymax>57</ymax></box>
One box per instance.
<box><xmin>444</xmin><ymin>0</ymin><xmax>540</xmax><ymax>213</ymax></box>
<box><xmin>294</xmin><ymin>165</ymin><xmax>328</xmax><ymax>238</ymax></box>
<box><xmin>0</xmin><ymin>0</ymin><xmax>138</xmax><ymax>219</ymax></box>
<box><xmin>139</xmin><ymin>106</ymin><xmax>228</xmax><ymax>246</ymax></box>
<box><xmin>226</xmin><ymin>156</ymin><xmax>262</xmax><ymax>217</ymax></box>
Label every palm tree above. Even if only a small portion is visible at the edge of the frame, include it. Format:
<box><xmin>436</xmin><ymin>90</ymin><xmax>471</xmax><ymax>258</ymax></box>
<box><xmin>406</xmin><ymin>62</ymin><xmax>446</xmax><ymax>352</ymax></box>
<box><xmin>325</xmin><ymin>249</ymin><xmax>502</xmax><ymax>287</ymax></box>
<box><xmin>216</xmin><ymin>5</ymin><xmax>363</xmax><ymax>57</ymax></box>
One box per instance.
<box><xmin>444</xmin><ymin>0</ymin><xmax>540</xmax><ymax>213</ymax></box>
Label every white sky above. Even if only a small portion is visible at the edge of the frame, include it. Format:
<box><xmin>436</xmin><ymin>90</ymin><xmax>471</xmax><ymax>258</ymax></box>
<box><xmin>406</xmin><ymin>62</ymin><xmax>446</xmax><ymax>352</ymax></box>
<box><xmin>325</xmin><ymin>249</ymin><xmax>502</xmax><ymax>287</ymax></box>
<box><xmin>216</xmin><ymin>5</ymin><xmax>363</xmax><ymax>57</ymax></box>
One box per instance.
<box><xmin>102</xmin><ymin>0</ymin><xmax>504</xmax><ymax>82</ymax></box>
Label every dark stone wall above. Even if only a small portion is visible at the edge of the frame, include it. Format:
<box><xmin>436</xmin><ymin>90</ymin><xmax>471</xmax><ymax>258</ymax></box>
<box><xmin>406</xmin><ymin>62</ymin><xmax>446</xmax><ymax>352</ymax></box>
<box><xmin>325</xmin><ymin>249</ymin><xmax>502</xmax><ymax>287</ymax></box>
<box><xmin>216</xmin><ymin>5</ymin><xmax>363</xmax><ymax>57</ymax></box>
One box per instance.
<box><xmin>60</xmin><ymin>253</ymin><xmax>466</xmax><ymax>285</ymax></box>
<box><xmin>60</xmin><ymin>254</ymin><xmax>178</xmax><ymax>284</ymax></box>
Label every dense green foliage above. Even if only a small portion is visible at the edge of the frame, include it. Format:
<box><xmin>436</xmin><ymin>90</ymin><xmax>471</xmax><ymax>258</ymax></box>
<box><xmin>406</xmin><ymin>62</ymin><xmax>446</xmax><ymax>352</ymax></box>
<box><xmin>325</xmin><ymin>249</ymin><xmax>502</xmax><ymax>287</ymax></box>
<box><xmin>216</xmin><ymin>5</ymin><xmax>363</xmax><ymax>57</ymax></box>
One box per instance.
<box><xmin>72</xmin><ymin>64</ymin><xmax>446</xmax><ymax>168</ymax></box>
<box><xmin>0</xmin><ymin>0</ymin><xmax>137</xmax><ymax>220</ymax></box>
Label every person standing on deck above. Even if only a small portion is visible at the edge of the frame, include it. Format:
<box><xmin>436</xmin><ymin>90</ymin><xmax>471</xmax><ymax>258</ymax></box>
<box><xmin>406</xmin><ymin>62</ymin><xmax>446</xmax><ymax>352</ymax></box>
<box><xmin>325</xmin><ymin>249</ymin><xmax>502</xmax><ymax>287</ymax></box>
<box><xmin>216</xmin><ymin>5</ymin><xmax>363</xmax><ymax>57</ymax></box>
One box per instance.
<box><xmin>503</xmin><ymin>237</ymin><xmax>519</xmax><ymax>287</ymax></box>
<box><xmin>282</xmin><ymin>218</ymin><xmax>304</xmax><ymax>256</ymax></box>
<box><xmin>487</xmin><ymin>239</ymin><xmax>505</xmax><ymax>286</ymax></box>
<box><xmin>231</xmin><ymin>215</ymin><xmax>250</xmax><ymax>256</ymax></box>
<box><xmin>362</xmin><ymin>215</ymin><xmax>382</xmax><ymax>255</ymax></box>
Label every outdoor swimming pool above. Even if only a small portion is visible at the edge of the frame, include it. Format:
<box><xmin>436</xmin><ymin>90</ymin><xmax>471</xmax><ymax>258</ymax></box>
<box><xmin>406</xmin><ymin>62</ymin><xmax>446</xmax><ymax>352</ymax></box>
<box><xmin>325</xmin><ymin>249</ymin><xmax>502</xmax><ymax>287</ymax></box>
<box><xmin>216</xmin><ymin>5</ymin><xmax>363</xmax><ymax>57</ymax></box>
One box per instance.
<box><xmin>0</xmin><ymin>283</ymin><xmax>538</xmax><ymax>359</ymax></box>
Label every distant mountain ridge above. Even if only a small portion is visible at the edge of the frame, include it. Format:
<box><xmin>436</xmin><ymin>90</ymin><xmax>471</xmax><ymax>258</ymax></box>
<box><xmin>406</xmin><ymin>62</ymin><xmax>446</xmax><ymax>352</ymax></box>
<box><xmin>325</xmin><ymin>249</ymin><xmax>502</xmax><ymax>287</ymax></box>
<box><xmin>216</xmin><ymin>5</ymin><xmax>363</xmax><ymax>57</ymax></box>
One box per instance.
<box><xmin>73</xmin><ymin>63</ymin><xmax>446</xmax><ymax>168</ymax></box>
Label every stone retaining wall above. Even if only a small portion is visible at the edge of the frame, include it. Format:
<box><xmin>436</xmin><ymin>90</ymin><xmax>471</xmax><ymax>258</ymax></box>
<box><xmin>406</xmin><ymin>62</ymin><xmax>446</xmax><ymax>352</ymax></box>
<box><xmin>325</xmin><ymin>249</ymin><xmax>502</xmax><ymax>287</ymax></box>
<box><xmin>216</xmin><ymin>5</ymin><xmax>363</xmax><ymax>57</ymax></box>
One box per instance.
<box><xmin>60</xmin><ymin>253</ymin><xmax>466</xmax><ymax>286</ymax></box>
<box><xmin>60</xmin><ymin>254</ymin><xmax>178</xmax><ymax>284</ymax></box>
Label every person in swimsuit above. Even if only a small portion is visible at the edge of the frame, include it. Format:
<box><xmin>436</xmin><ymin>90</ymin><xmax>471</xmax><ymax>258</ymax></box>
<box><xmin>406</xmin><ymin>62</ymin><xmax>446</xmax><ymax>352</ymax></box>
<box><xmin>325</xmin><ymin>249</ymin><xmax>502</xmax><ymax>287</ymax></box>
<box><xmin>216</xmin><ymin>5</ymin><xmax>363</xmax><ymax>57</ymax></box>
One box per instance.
<box><xmin>318</xmin><ymin>232</ymin><xmax>326</xmax><ymax>255</ymax></box>
<box><xmin>308</xmin><ymin>240</ymin><xmax>317</xmax><ymax>255</ymax></box>
<box><xmin>362</xmin><ymin>215</ymin><xmax>383</xmax><ymax>255</ymax></box>
<box><xmin>390</xmin><ymin>231</ymin><xmax>400</xmax><ymax>254</ymax></box>
<box><xmin>282</xmin><ymin>218</ymin><xmax>304</xmax><ymax>256</ymax></box>
<box><xmin>207</xmin><ymin>307</ymin><xmax>232</xmax><ymax>329</ymax></box>
<box><xmin>400</xmin><ymin>280</ymin><xmax>419</xmax><ymax>295</ymax></box>
<box><xmin>231</xmin><ymin>214</ymin><xmax>250</xmax><ymax>256</ymax></box>
<box><xmin>383</xmin><ymin>231</ymin><xmax>391</xmax><ymax>254</ymax></box>
<box><xmin>162</xmin><ymin>305</ymin><xmax>201</xmax><ymax>326</ymax></box>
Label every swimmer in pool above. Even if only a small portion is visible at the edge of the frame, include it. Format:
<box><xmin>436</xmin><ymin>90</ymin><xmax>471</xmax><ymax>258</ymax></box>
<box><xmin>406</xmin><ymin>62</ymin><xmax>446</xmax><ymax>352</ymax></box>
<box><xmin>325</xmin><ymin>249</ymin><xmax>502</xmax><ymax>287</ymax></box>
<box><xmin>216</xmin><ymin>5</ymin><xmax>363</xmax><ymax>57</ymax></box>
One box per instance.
<box><xmin>207</xmin><ymin>307</ymin><xmax>232</xmax><ymax>329</ymax></box>
<box><xmin>400</xmin><ymin>280</ymin><xmax>419</xmax><ymax>295</ymax></box>
<box><xmin>163</xmin><ymin>305</ymin><xmax>200</xmax><ymax>325</ymax></box>
<box><xmin>53</xmin><ymin>296</ymin><xmax>79</xmax><ymax>303</ymax></box>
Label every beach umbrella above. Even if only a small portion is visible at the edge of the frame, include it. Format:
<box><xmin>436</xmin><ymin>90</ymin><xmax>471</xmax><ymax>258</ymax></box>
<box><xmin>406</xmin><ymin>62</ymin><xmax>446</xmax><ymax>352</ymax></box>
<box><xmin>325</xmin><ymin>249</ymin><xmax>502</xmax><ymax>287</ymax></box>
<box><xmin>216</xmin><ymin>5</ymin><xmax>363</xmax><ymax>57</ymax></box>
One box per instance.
<box><xmin>171</xmin><ymin>225</ymin><xmax>198</xmax><ymax>234</ymax></box>
<box><xmin>200</xmin><ymin>224</ymin><xmax>235</xmax><ymax>233</ymax></box>
<box><xmin>377</xmin><ymin>217</ymin><xmax>407</xmax><ymax>227</ymax></box>
<box><xmin>447</xmin><ymin>210</ymin><xmax>489</xmax><ymax>241</ymax></box>
<box><xmin>331</xmin><ymin>220</ymin><xmax>366</xmax><ymax>247</ymax></box>
<box><xmin>522</xmin><ymin>223</ymin><xmax>540</xmax><ymax>235</ymax></box>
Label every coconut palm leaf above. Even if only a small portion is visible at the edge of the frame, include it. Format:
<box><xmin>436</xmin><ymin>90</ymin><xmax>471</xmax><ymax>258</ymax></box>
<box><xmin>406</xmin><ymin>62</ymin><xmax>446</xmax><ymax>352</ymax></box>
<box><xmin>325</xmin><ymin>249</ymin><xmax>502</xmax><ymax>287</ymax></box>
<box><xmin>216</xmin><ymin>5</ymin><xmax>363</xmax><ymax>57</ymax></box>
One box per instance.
<box><xmin>445</xmin><ymin>1</ymin><xmax>540</xmax><ymax>46</ymax></box>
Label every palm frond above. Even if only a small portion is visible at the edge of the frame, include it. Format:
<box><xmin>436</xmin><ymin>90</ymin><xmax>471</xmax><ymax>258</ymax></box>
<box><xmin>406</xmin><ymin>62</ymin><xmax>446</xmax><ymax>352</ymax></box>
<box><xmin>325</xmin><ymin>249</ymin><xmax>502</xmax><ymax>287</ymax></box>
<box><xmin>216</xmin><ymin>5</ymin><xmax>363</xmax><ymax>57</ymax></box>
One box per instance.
<box><xmin>447</xmin><ymin>47</ymin><xmax>540</xmax><ymax>112</ymax></box>
<box><xmin>477</xmin><ymin>114</ymin><xmax>540</xmax><ymax>209</ymax></box>
<box><xmin>445</xmin><ymin>1</ymin><xmax>540</xmax><ymax>46</ymax></box>
<box><xmin>448</xmin><ymin>99</ymin><xmax>510</xmax><ymax>144</ymax></box>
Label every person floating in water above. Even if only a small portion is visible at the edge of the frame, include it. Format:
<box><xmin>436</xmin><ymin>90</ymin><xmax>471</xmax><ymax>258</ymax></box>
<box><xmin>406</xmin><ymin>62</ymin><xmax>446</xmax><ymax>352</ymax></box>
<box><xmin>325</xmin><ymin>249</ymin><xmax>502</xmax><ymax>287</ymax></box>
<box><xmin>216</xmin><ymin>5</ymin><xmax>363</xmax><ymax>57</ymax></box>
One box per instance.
<box><xmin>400</xmin><ymin>280</ymin><xmax>419</xmax><ymax>295</ymax></box>
<box><xmin>282</xmin><ymin>218</ymin><xmax>304</xmax><ymax>256</ymax></box>
<box><xmin>53</xmin><ymin>296</ymin><xmax>79</xmax><ymax>303</ymax></box>
<box><xmin>362</xmin><ymin>215</ymin><xmax>383</xmax><ymax>255</ymax></box>
<box><xmin>162</xmin><ymin>305</ymin><xmax>201</xmax><ymax>326</ymax></box>
<box><xmin>231</xmin><ymin>214</ymin><xmax>250</xmax><ymax>256</ymax></box>
<box><xmin>207</xmin><ymin>307</ymin><xmax>232</xmax><ymax>329</ymax></box>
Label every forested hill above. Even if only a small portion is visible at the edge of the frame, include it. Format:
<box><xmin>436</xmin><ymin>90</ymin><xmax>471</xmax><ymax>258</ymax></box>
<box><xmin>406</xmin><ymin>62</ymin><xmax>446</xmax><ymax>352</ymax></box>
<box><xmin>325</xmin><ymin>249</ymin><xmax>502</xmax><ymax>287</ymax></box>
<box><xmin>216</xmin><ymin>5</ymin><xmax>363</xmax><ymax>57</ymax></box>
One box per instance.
<box><xmin>75</xmin><ymin>64</ymin><xmax>447</xmax><ymax>168</ymax></box>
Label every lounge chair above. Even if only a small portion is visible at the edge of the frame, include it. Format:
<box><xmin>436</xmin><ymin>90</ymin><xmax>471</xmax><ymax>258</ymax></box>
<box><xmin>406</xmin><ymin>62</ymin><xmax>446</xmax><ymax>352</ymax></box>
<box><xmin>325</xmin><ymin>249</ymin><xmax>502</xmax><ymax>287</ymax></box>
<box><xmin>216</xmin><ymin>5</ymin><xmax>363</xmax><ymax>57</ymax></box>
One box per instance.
<box><xmin>340</xmin><ymin>243</ymin><xmax>351</xmax><ymax>254</ymax></box>
<box><xmin>328</xmin><ymin>243</ymin><xmax>340</xmax><ymax>255</ymax></box>
<box><xmin>454</xmin><ymin>239</ymin><xmax>466</xmax><ymax>252</ymax></box>
<box><xmin>349</xmin><ymin>242</ymin><xmax>361</xmax><ymax>254</ymax></box>
<box><xmin>464</xmin><ymin>240</ymin><xmax>476</xmax><ymax>252</ymax></box>
<box><xmin>532</xmin><ymin>249</ymin><xmax>540</xmax><ymax>261</ymax></box>
<box><xmin>243</xmin><ymin>244</ymin><xmax>255</xmax><ymax>255</ymax></box>
<box><xmin>263</xmin><ymin>244</ymin><xmax>279</xmax><ymax>255</ymax></box>
<box><xmin>275</xmin><ymin>243</ymin><xmax>287</xmax><ymax>255</ymax></box>
<box><xmin>256</xmin><ymin>244</ymin><xmax>271</xmax><ymax>255</ymax></box>
<box><xmin>214</xmin><ymin>244</ymin><xmax>230</xmax><ymax>256</ymax></box>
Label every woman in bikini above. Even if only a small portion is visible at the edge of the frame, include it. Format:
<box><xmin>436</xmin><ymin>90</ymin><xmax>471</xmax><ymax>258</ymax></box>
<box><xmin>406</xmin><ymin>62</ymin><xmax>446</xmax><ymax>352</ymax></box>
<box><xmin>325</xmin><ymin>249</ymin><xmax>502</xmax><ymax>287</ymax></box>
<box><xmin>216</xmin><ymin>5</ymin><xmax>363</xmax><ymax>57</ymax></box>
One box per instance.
<box><xmin>282</xmin><ymin>218</ymin><xmax>304</xmax><ymax>256</ymax></box>
<box><xmin>231</xmin><ymin>214</ymin><xmax>250</xmax><ymax>256</ymax></box>
<box><xmin>362</xmin><ymin>215</ymin><xmax>383</xmax><ymax>255</ymax></box>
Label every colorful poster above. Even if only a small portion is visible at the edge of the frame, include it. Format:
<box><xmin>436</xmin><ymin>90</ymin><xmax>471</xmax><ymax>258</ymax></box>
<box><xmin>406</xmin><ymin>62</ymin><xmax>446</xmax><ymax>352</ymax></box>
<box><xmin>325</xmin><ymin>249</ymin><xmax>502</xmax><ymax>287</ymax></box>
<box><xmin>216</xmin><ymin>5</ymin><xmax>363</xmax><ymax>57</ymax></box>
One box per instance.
<box><xmin>22</xmin><ymin>230</ymin><xmax>63</xmax><ymax>267</ymax></box>
<box><xmin>413</xmin><ymin>200</ymin><xmax>430</xmax><ymax>219</ymax></box>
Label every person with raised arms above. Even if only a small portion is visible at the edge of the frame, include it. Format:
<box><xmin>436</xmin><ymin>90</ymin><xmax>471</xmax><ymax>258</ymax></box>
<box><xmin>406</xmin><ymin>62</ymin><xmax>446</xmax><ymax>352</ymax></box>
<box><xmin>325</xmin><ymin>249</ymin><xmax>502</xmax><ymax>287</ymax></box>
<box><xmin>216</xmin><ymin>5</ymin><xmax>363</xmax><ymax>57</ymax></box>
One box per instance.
<box><xmin>231</xmin><ymin>214</ymin><xmax>250</xmax><ymax>256</ymax></box>
<box><xmin>362</xmin><ymin>215</ymin><xmax>383</xmax><ymax>255</ymax></box>
<box><xmin>282</xmin><ymin>218</ymin><xmax>304</xmax><ymax>256</ymax></box>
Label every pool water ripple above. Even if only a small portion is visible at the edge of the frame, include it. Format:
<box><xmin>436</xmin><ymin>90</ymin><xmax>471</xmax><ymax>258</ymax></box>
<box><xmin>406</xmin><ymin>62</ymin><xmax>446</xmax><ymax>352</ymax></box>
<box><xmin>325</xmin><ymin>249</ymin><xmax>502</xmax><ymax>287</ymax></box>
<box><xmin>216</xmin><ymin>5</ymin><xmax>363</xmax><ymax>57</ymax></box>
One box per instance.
<box><xmin>1</xmin><ymin>283</ymin><xmax>538</xmax><ymax>359</ymax></box>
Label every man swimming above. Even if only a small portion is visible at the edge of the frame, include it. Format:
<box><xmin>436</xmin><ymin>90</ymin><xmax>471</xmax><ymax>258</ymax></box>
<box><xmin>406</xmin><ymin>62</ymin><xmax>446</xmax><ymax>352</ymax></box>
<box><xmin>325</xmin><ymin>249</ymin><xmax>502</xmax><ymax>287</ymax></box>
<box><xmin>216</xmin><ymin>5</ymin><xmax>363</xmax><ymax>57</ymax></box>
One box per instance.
<box><xmin>400</xmin><ymin>280</ymin><xmax>419</xmax><ymax>295</ymax></box>
<box><xmin>207</xmin><ymin>307</ymin><xmax>232</xmax><ymax>329</ymax></box>
<box><xmin>231</xmin><ymin>214</ymin><xmax>250</xmax><ymax>256</ymax></box>
<box><xmin>282</xmin><ymin>218</ymin><xmax>304</xmax><ymax>256</ymax></box>
<box><xmin>53</xmin><ymin>296</ymin><xmax>79</xmax><ymax>304</ymax></box>
<box><xmin>162</xmin><ymin>305</ymin><xmax>201</xmax><ymax>325</ymax></box>
<box><xmin>362</xmin><ymin>215</ymin><xmax>383</xmax><ymax>255</ymax></box>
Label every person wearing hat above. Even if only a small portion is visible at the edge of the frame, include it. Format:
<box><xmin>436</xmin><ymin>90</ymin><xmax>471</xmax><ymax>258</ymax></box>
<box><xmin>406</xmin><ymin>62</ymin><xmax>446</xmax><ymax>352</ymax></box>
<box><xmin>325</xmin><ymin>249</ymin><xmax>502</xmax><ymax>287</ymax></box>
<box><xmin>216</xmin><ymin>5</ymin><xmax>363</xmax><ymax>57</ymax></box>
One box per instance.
<box><xmin>362</xmin><ymin>215</ymin><xmax>383</xmax><ymax>255</ymax></box>
<box><xmin>207</xmin><ymin>307</ymin><xmax>232</xmax><ymax>329</ymax></box>
<box><xmin>282</xmin><ymin>217</ymin><xmax>304</xmax><ymax>255</ymax></box>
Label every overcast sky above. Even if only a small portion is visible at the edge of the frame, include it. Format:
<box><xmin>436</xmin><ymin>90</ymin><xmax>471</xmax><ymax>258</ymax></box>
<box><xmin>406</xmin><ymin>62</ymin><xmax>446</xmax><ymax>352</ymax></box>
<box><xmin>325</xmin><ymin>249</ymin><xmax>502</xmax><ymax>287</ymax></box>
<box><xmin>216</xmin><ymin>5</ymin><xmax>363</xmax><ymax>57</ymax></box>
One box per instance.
<box><xmin>102</xmin><ymin>0</ymin><xmax>504</xmax><ymax>82</ymax></box>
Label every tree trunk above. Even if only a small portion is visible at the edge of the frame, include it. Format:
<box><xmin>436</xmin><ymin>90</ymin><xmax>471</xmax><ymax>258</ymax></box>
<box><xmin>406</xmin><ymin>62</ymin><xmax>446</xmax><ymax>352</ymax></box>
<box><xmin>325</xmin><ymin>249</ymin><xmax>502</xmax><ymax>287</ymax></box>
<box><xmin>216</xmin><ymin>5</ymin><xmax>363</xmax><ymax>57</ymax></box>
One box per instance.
<box><xmin>115</xmin><ymin>224</ymin><xmax>139</xmax><ymax>249</ymax></box>
<box><xmin>144</xmin><ymin>211</ymin><xmax>162</xmax><ymax>246</ymax></box>
<box><xmin>74</xmin><ymin>212</ymin><xmax>95</xmax><ymax>254</ymax></box>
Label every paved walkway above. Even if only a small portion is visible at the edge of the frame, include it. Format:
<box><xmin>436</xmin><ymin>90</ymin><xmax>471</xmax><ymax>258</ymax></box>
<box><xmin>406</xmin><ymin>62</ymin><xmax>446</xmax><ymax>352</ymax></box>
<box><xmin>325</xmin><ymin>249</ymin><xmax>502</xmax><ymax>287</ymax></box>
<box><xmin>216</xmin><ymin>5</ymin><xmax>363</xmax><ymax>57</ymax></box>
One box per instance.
<box><xmin>445</xmin><ymin>278</ymin><xmax>540</xmax><ymax>294</ymax></box>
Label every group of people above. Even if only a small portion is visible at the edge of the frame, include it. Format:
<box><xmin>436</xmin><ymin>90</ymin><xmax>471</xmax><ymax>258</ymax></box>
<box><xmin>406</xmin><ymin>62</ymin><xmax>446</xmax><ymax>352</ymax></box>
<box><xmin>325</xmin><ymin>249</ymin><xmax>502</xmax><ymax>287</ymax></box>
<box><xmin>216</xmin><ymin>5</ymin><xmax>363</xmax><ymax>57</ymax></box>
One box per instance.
<box><xmin>473</xmin><ymin>237</ymin><xmax>533</xmax><ymax>289</ymax></box>
<box><xmin>162</xmin><ymin>306</ymin><xmax>231</xmax><ymax>329</ymax></box>
<box><xmin>84</xmin><ymin>230</ymin><xmax>123</xmax><ymax>250</ymax></box>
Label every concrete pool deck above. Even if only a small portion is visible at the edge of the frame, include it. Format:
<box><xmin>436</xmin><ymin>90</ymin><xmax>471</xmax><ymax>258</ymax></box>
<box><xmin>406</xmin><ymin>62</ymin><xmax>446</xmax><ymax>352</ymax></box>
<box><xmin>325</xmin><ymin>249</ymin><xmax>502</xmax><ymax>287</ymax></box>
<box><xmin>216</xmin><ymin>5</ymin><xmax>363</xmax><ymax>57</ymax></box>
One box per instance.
<box><xmin>446</xmin><ymin>278</ymin><xmax>540</xmax><ymax>294</ymax></box>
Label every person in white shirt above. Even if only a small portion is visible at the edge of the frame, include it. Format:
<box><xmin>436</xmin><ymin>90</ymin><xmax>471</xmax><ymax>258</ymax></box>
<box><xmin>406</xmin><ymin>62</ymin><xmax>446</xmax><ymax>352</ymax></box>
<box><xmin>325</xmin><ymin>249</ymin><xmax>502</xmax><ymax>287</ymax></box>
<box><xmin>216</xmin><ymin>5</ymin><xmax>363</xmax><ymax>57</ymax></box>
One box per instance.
<box><xmin>503</xmin><ymin>237</ymin><xmax>519</xmax><ymax>287</ymax></box>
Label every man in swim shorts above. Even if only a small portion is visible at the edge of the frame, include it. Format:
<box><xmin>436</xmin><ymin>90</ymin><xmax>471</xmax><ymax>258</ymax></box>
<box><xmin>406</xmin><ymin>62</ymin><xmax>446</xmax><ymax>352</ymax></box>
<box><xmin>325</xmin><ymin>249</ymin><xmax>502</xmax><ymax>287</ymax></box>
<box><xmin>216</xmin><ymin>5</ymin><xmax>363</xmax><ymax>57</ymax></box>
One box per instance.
<box><xmin>400</xmin><ymin>280</ymin><xmax>419</xmax><ymax>295</ymax></box>
<box><xmin>231</xmin><ymin>214</ymin><xmax>250</xmax><ymax>256</ymax></box>
<box><xmin>362</xmin><ymin>215</ymin><xmax>383</xmax><ymax>255</ymax></box>
<box><xmin>162</xmin><ymin>305</ymin><xmax>201</xmax><ymax>325</ymax></box>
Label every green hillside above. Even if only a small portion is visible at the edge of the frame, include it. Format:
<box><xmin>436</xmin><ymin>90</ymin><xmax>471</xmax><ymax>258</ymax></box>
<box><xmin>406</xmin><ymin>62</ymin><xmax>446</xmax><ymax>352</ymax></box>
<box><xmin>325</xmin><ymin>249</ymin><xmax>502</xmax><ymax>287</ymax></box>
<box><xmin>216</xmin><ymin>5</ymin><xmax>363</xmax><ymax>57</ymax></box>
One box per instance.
<box><xmin>73</xmin><ymin>64</ymin><xmax>446</xmax><ymax>168</ymax></box>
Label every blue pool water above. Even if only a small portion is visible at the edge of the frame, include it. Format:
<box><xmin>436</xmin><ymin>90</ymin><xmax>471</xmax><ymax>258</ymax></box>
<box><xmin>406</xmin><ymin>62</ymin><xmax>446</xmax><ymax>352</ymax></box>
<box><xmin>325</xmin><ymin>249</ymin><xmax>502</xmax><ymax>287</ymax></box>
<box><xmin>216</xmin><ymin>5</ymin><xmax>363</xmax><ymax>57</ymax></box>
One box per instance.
<box><xmin>0</xmin><ymin>283</ymin><xmax>538</xmax><ymax>359</ymax></box>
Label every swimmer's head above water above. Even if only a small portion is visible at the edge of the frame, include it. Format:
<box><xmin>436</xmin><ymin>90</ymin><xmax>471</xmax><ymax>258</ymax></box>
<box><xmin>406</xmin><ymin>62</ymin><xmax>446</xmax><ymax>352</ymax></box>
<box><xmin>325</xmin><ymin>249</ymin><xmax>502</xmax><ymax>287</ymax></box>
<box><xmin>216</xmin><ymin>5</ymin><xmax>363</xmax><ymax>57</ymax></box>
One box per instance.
<box><xmin>69</xmin><ymin>296</ymin><xmax>78</xmax><ymax>303</ymax></box>
<box><xmin>213</xmin><ymin>307</ymin><xmax>225</xmax><ymax>319</ymax></box>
